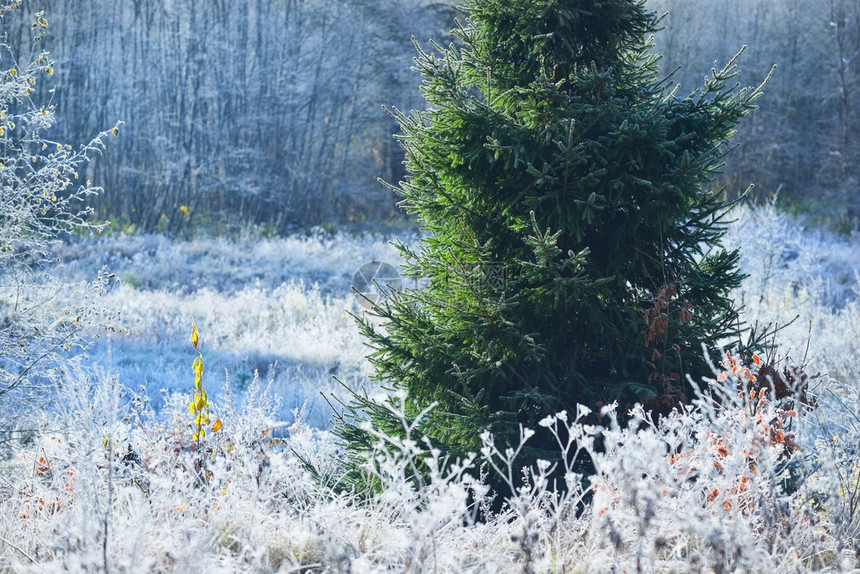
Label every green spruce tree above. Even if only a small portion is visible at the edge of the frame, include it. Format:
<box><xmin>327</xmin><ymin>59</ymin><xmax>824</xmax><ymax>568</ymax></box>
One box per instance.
<box><xmin>336</xmin><ymin>0</ymin><xmax>769</xmax><ymax>487</ymax></box>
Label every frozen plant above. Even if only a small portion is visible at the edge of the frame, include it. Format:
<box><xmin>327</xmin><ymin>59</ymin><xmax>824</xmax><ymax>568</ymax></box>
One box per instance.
<box><xmin>0</xmin><ymin>2</ymin><xmax>121</xmax><ymax>438</ymax></box>
<box><xmin>0</xmin><ymin>331</ymin><xmax>858</xmax><ymax>571</ymax></box>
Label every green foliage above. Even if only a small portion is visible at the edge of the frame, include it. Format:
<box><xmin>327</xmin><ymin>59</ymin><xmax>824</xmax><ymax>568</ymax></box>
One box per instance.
<box><xmin>338</xmin><ymin>0</ymin><xmax>768</xmax><ymax>490</ymax></box>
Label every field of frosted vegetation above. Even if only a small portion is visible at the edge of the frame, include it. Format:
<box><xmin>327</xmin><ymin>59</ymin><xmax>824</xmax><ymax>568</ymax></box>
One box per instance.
<box><xmin>2</xmin><ymin>202</ymin><xmax>860</xmax><ymax>572</ymax></box>
<box><xmin>48</xmin><ymin>228</ymin><xmax>413</xmax><ymax>427</ymax></box>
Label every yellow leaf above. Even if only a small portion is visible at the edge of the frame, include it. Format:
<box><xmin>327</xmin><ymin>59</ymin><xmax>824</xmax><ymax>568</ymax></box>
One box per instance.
<box><xmin>191</xmin><ymin>324</ymin><xmax>199</xmax><ymax>349</ymax></box>
<box><xmin>211</xmin><ymin>419</ymin><xmax>222</xmax><ymax>433</ymax></box>
<box><xmin>196</xmin><ymin>394</ymin><xmax>205</xmax><ymax>411</ymax></box>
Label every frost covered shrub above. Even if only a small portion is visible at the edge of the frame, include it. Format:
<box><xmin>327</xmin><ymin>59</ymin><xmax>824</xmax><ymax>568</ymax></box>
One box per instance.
<box><xmin>0</xmin><ymin>2</ymin><xmax>120</xmax><ymax>435</ymax></box>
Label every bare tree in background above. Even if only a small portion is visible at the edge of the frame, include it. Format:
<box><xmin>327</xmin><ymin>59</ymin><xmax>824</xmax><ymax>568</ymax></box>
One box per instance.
<box><xmin>3</xmin><ymin>0</ymin><xmax>454</xmax><ymax>233</ymax></box>
<box><xmin>6</xmin><ymin>0</ymin><xmax>854</xmax><ymax>231</ymax></box>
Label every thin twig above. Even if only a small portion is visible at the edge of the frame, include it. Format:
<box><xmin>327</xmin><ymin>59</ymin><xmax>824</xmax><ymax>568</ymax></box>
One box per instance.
<box><xmin>0</xmin><ymin>535</ymin><xmax>38</xmax><ymax>565</ymax></box>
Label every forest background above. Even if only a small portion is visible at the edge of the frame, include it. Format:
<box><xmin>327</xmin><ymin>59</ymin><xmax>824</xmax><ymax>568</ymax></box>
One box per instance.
<box><xmin>8</xmin><ymin>0</ymin><xmax>859</xmax><ymax>236</ymax></box>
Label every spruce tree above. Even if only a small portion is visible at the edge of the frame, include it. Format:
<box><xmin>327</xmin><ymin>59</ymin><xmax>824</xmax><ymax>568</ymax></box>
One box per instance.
<box><xmin>337</xmin><ymin>0</ymin><xmax>768</xmax><ymax>486</ymax></box>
